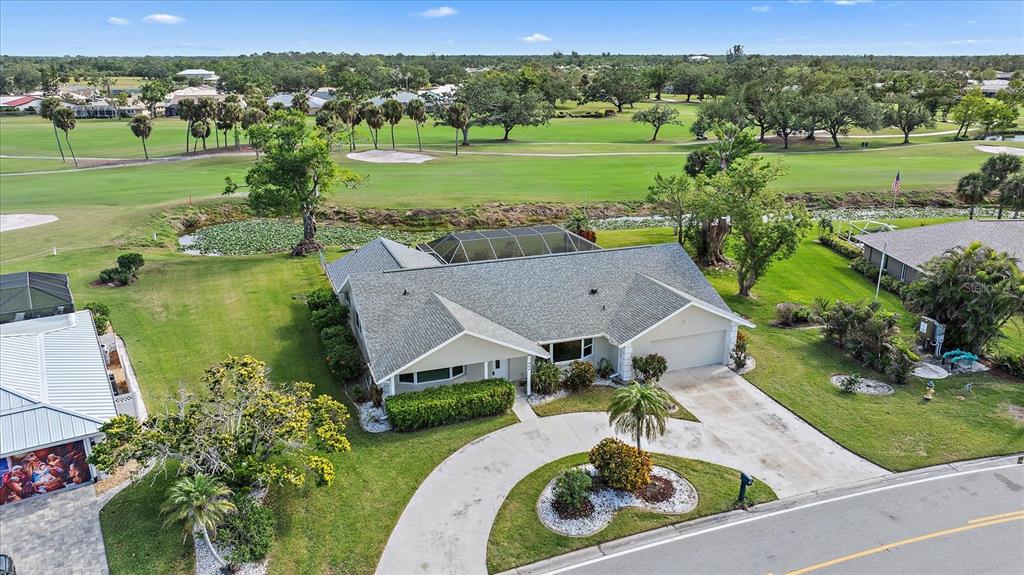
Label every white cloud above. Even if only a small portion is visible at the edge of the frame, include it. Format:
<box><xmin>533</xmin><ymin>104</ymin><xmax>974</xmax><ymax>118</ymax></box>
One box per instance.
<box><xmin>966</xmin><ymin>20</ymin><xmax>976</xmax><ymax>24</ymax></box>
<box><xmin>751</xmin><ymin>5</ymin><xmax>771</xmax><ymax>12</ymax></box>
<box><xmin>949</xmin><ymin>39</ymin><xmax>982</xmax><ymax>45</ymax></box>
<box><xmin>418</xmin><ymin>6</ymin><xmax>457</xmax><ymax>18</ymax></box>
<box><xmin>520</xmin><ymin>32</ymin><xmax>551</xmax><ymax>43</ymax></box>
<box><xmin>830</xmin><ymin>0</ymin><xmax>873</xmax><ymax>5</ymax></box>
<box><xmin>142</xmin><ymin>13</ymin><xmax>185</xmax><ymax>24</ymax></box>
<box><xmin>106</xmin><ymin>16</ymin><xmax>129</xmax><ymax>26</ymax></box>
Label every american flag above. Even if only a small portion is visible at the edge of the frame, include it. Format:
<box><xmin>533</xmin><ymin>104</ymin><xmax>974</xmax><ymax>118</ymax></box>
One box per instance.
<box><xmin>892</xmin><ymin>171</ymin><xmax>901</xmax><ymax>195</ymax></box>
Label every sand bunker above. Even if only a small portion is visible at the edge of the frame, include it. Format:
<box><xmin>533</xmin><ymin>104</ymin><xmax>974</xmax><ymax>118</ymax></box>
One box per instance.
<box><xmin>975</xmin><ymin>145</ymin><xmax>1024</xmax><ymax>156</ymax></box>
<box><xmin>346</xmin><ymin>150</ymin><xmax>434</xmax><ymax>164</ymax></box>
<box><xmin>0</xmin><ymin>214</ymin><xmax>59</xmax><ymax>232</ymax></box>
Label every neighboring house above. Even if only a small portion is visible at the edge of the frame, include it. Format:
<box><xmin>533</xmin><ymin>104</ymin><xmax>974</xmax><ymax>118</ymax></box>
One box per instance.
<box><xmin>326</xmin><ymin>230</ymin><xmax>753</xmax><ymax>397</ymax></box>
<box><xmin>419</xmin><ymin>84</ymin><xmax>457</xmax><ymax>98</ymax></box>
<box><xmin>311</xmin><ymin>87</ymin><xmax>336</xmax><ymax>101</ymax></box>
<box><xmin>72</xmin><ymin>99</ymin><xmax>141</xmax><ymax>119</ymax></box>
<box><xmin>0</xmin><ymin>95</ymin><xmax>43</xmax><ymax>113</ymax></box>
<box><xmin>0</xmin><ymin>272</ymin><xmax>74</xmax><ymax>324</ymax></box>
<box><xmin>266</xmin><ymin>93</ymin><xmax>326</xmax><ymax>113</ymax></box>
<box><xmin>369</xmin><ymin>91</ymin><xmax>421</xmax><ymax>106</ymax></box>
<box><xmin>176</xmin><ymin>68</ymin><xmax>220</xmax><ymax>84</ymax></box>
<box><xmin>0</xmin><ymin>311</ymin><xmax>116</xmax><ymax>505</ymax></box>
<box><xmin>980</xmin><ymin>79</ymin><xmax>1010</xmax><ymax>97</ymax></box>
<box><xmin>855</xmin><ymin>220</ymin><xmax>1024</xmax><ymax>284</ymax></box>
<box><xmin>163</xmin><ymin>85</ymin><xmax>225</xmax><ymax>116</ymax></box>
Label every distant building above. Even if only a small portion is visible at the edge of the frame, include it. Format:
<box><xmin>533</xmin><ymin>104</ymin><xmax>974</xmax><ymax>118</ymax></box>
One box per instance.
<box><xmin>266</xmin><ymin>93</ymin><xmax>326</xmax><ymax>114</ymax></box>
<box><xmin>688</xmin><ymin>55</ymin><xmax>710</xmax><ymax>62</ymax></box>
<box><xmin>311</xmin><ymin>87</ymin><xmax>336</xmax><ymax>101</ymax></box>
<box><xmin>0</xmin><ymin>95</ymin><xmax>43</xmax><ymax>113</ymax></box>
<box><xmin>369</xmin><ymin>91</ymin><xmax>421</xmax><ymax>106</ymax></box>
<box><xmin>163</xmin><ymin>85</ymin><xmax>225</xmax><ymax>116</ymax></box>
<box><xmin>176</xmin><ymin>68</ymin><xmax>220</xmax><ymax>84</ymax></box>
<box><xmin>980</xmin><ymin>79</ymin><xmax>1010</xmax><ymax>97</ymax></box>
<box><xmin>0</xmin><ymin>272</ymin><xmax>74</xmax><ymax>324</ymax></box>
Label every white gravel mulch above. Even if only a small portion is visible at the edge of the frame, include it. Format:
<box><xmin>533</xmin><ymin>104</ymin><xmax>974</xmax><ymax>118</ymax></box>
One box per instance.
<box><xmin>0</xmin><ymin>213</ymin><xmax>59</xmax><ymax>232</ymax></box>
<box><xmin>526</xmin><ymin>388</ymin><xmax>569</xmax><ymax>406</ymax></box>
<box><xmin>346</xmin><ymin>150</ymin><xmax>434</xmax><ymax>164</ymax></box>
<box><xmin>830</xmin><ymin>374</ymin><xmax>895</xmax><ymax>396</ymax></box>
<box><xmin>356</xmin><ymin>401</ymin><xmax>392</xmax><ymax>433</ymax></box>
<box><xmin>538</xmin><ymin>465</ymin><xmax>698</xmax><ymax>537</ymax></box>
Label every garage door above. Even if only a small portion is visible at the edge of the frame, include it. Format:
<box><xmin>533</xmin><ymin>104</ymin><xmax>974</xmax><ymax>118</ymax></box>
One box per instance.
<box><xmin>649</xmin><ymin>331</ymin><xmax>726</xmax><ymax>370</ymax></box>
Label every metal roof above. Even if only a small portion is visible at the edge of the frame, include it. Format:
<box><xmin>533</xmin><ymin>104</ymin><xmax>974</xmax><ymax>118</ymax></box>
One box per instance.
<box><xmin>342</xmin><ymin>243</ymin><xmax>745</xmax><ymax>381</ymax></box>
<box><xmin>855</xmin><ymin>220</ymin><xmax>1024</xmax><ymax>271</ymax></box>
<box><xmin>0</xmin><ymin>311</ymin><xmax>116</xmax><ymax>455</ymax></box>
<box><xmin>0</xmin><ymin>271</ymin><xmax>74</xmax><ymax>317</ymax></box>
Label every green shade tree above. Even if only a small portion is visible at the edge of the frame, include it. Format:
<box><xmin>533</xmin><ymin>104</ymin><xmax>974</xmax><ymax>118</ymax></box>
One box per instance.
<box><xmin>139</xmin><ymin>80</ymin><xmax>169</xmax><ymax>116</ymax></box>
<box><xmin>129</xmin><ymin>114</ymin><xmax>152</xmax><ymax>159</ymax></box>
<box><xmin>956</xmin><ymin>172</ymin><xmax>988</xmax><ymax>219</ymax></box>
<box><xmin>161</xmin><ymin>474</ymin><xmax>236</xmax><ymax>568</ymax></box>
<box><xmin>607</xmin><ymin>383</ymin><xmax>671</xmax><ymax>452</ymax></box>
<box><xmin>225</xmin><ymin>112</ymin><xmax>361</xmax><ymax>254</ymax></box>
<box><xmin>808</xmin><ymin>89</ymin><xmax>882</xmax><ymax>149</ymax></box>
<box><xmin>381</xmin><ymin>98</ymin><xmax>404</xmax><ymax>149</ymax></box>
<box><xmin>290</xmin><ymin>92</ymin><xmax>310</xmax><ymax>115</ymax></box>
<box><xmin>405</xmin><ymin>98</ymin><xmax>427</xmax><ymax>151</ymax></box>
<box><xmin>671</xmin><ymin>64</ymin><xmax>705</xmax><ymax>102</ymax></box>
<box><xmin>765</xmin><ymin>90</ymin><xmax>806</xmax><ymax>149</ymax></box>
<box><xmin>632</xmin><ymin>104</ymin><xmax>682</xmax><ymax>141</ymax></box>
<box><xmin>583</xmin><ymin>65</ymin><xmax>648</xmax><ymax>113</ymax></box>
<box><xmin>883</xmin><ymin>93</ymin><xmax>934</xmax><ymax>144</ymax></box>
<box><xmin>645</xmin><ymin>64</ymin><xmax>673</xmax><ymax>101</ymax></box>
<box><xmin>905</xmin><ymin>243</ymin><xmax>1024</xmax><ymax>354</ymax></box>
<box><xmin>646</xmin><ymin>172</ymin><xmax>692</xmax><ymax>245</ymax></box>
<box><xmin>949</xmin><ymin>88</ymin><xmax>987</xmax><ymax>139</ymax></box>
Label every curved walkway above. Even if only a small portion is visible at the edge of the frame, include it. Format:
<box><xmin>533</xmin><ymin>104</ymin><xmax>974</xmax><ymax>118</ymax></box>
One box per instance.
<box><xmin>376</xmin><ymin>366</ymin><xmax>886</xmax><ymax>575</ymax></box>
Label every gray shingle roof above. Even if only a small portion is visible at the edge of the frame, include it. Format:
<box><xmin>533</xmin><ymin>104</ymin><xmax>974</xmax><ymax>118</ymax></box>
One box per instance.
<box><xmin>343</xmin><ymin>243</ymin><xmax>742</xmax><ymax>381</ymax></box>
<box><xmin>855</xmin><ymin>220</ymin><xmax>1024</xmax><ymax>271</ymax></box>
<box><xmin>325</xmin><ymin>238</ymin><xmax>440</xmax><ymax>290</ymax></box>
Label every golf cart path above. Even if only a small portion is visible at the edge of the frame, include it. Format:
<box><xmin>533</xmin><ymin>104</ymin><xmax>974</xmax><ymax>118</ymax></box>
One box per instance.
<box><xmin>0</xmin><ymin>150</ymin><xmax>256</xmax><ymax>176</ymax></box>
<box><xmin>376</xmin><ymin>366</ymin><xmax>885</xmax><ymax>575</ymax></box>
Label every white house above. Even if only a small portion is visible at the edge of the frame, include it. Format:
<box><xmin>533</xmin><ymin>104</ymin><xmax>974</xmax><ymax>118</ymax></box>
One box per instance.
<box><xmin>266</xmin><ymin>93</ymin><xmax>327</xmax><ymax>113</ymax></box>
<box><xmin>176</xmin><ymin>68</ymin><xmax>220</xmax><ymax>84</ymax></box>
<box><xmin>326</xmin><ymin>227</ymin><xmax>753</xmax><ymax>397</ymax></box>
<box><xmin>0</xmin><ymin>311</ymin><xmax>117</xmax><ymax>505</ymax></box>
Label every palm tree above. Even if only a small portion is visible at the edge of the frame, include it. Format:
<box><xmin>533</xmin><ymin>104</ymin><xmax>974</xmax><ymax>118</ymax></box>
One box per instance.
<box><xmin>191</xmin><ymin>119</ymin><xmax>211</xmax><ymax>152</ymax></box>
<box><xmin>40</xmin><ymin>96</ymin><xmax>66</xmax><ymax>162</ymax></box>
<box><xmin>956</xmin><ymin>172</ymin><xmax>987</xmax><ymax>220</ymax></box>
<box><xmin>178</xmin><ymin>98</ymin><xmax>196</xmax><ymax>153</ymax></box>
<box><xmin>406</xmin><ymin>98</ymin><xmax>427</xmax><ymax>152</ymax></box>
<box><xmin>381</xmin><ymin>98</ymin><xmax>404</xmax><ymax>150</ymax></box>
<box><xmin>335</xmin><ymin>99</ymin><xmax>358</xmax><ymax>151</ymax></box>
<box><xmin>161</xmin><ymin>474</ymin><xmax>236</xmax><ymax>569</ymax></box>
<box><xmin>129</xmin><ymin>114</ymin><xmax>152</xmax><ymax>159</ymax></box>
<box><xmin>447</xmin><ymin>103</ymin><xmax>469</xmax><ymax>157</ymax></box>
<box><xmin>607</xmin><ymin>383</ymin><xmax>670</xmax><ymax>452</ymax></box>
<box><xmin>361</xmin><ymin>103</ymin><xmax>383</xmax><ymax>149</ymax></box>
<box><xmin>1001</xmin><ymin>173</ymin><xmax>1024</xmax><ymax>219</ymax></box>
<box><xmin>51</xmin><ymin>107</ymin><xmax>78</xmax><ymax>167</ymax></box>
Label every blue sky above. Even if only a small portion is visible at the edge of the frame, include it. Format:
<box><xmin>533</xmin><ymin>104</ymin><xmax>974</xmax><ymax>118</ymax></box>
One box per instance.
<box><xmin>1</xmin><ymin>1</ymin><xmax>1021</xmax><ymax>56</ymax></box>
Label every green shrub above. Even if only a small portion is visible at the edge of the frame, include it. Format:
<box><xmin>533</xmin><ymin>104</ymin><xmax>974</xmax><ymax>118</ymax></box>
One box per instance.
<box><xmin>818</xmin><ymin>234</ymin><xmax>862</xmax><ymax>259</ymax></box>
<box><xmin>84</xmin><ymin>302</ymin><xmax>111</xmax><ymax>333</ymax></box>
<box><xmin>384</xmin><ymin>379</ymin><xmax>515</xmax><ymax>432</ymax></box>
<box><xmin>596</xmin><ymin>358</ymin><xmax>615</xmax><ymax>379</ymax></box>
<box><xmin>588</xmin><ymin>437</ymin><xmax>652</xmax><ymax>493</ymax></box>
<box><xmin>775</xmin><ymin>302</ymin><xmax>814</xmax><ymax>326</ymax></box>
<box><xmin>306</xmin><ymin>287</ymin><xmax>337</xmax><ymax>312</ymax></box>
<box><xmin>839</xmin><ymin>374</ymin><xmax>861</xmax><ymax>394</ymax></box>
<box><xmin>323</xmin><ymin>333</ymin><xmax>363</xmax><ymax>382</ymax></box>
<box><xmin>220</xmin><ymin>494</ymin><xmax>276</xmax><ymax>564</ymax></box>
<box><xmin>99</xmin><ymin>267</ymin><xmax>132</xmax><ymax>286</ymax></box>
<box><xmin>116</xmin><ymin>252</ymin><xmax>145</xmax><ymax>274</ymax></box>
<box><xmin>311</xmin><ymin>302</ymin><xmax>349</xmax><ymax>333</ymax></box>
<box><xmin>731</xmin><ymin>331</ymin><xmax>749</xmax><ymax>371</ymax></box>
<box><xmin>631</xmin><ymin>354</ymin><xmax>668</xmax><ymax>383</ymax></box>
<box><xmin>553</xmin><ymin>468</ymin><xmax>592</xmax><ymax>511</ymax></box>
<box><xmin>532</xmin><ymin>360</ymin><xmax>561</xmax><ymax>395</ymax></box>
<box><xmin>988</xmin><ymin>351</ymin><xmax>1024</xmax><ymax>379</ymax></box>
<box><xmin>562</xmin><ymin>360</ymin><xmax>596</xmax><ymax>391</ymax></box>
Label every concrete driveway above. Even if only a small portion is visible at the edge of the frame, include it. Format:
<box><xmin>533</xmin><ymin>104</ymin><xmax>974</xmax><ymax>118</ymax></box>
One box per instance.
<box><xmin>376</xmin><ymin>367</ymin><xmax>886</xmax><ymax>575</ymax></box>
<box><xmin>659</xmin><ymin>365</ymin><xmax>887</xmax><ymax>493</ymax></box>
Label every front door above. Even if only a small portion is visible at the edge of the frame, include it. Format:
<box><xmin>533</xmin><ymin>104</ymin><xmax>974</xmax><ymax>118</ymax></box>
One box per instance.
<box><xmin>491</xmin><ymin>358</ymin><xmax>508</xmax><ymax>379</ymax></box>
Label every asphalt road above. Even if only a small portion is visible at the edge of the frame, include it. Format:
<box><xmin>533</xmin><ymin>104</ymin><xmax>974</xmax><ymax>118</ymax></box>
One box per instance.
<box><xmin>540</xmin><ymin>463</ymin><xmax>1024</xmax><ymax>575</ymax></box>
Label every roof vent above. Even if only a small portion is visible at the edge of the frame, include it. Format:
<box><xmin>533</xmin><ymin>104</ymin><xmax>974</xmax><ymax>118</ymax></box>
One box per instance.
<box><xmin>589</xmin><ymin>288</ymin><xmax>599</xmax><ymax>295</ymax></box>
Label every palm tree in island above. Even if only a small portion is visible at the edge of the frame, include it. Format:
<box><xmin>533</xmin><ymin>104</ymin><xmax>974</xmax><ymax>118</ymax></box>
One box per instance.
<box><xmin>161</xmin><ymin>473</ymin><xmax>237</xmax><ymax>569</ymax></box>
<box><xmin>607</xmin><ymin>382</ymin><xmax>670</xmax><ymax>452</ymax></box>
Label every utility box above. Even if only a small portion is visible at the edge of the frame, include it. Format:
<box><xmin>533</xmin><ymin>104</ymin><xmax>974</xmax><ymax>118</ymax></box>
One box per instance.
<box><xmin>918</xmin><ymin>316</ymin><xmax>946</xmax><ymax>356</ymax></box>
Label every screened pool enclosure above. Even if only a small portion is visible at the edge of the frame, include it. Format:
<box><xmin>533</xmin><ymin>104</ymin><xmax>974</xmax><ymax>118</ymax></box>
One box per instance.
<box><xmin>417</xmin><ymin>225</ymin><xmax>601</xmax><ymax>264</ymax></box>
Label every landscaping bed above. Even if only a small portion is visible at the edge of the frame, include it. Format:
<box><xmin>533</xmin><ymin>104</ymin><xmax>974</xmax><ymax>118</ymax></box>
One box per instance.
<box><xmin>486</xmin><ymin>453</ymin><xmax>776</xmax><ymax>574</ymax></box>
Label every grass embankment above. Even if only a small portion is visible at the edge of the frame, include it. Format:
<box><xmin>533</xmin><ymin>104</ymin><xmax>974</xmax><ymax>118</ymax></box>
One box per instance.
<box><xmin>486</xmin><ymin>453</ymin><xmax>777</xmax><ymax>573</ymax></box>
<box><xmin>532</xmin><ymin>386</ymin><xmax>698</xmax><ymax>422</ymax></box>
<box><xmin>599</xmin><ymin>227</ymin><xmax>1024</xmax><ymax>472</ymax></box>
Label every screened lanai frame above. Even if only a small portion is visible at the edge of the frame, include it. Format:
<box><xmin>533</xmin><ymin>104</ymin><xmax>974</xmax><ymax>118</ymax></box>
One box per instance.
<box><xmin>417</xmin><ymin>225</ymin><xmax>601</xmax><ymax>264</ymax></box>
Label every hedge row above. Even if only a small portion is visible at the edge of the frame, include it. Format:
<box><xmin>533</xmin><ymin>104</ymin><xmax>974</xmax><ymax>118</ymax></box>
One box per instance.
<box><xmin>818</xmin><ymin>234</ymin><xmax>862</xmax><ymax>260</ymax></box>
<box><xmin>849</xmin><ymin>258</ymin><xmax>908</xmax><ymax>299</ymax></box>
<box><xmin>384</xmin><ymin>379</ymin><xmax>515</xmax><ymax>432</ymax></box>
<box><xmin>307</xmin><ymin>287</ymin><xmax>364</xmax><ymax>383</ymax></box>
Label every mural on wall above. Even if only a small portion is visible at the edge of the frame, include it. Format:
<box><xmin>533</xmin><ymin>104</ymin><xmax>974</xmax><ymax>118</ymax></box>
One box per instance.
<box><xmin>0</xmin><ymin>440</ymin><xmax>92</xmax><ymax>505</ymax></box>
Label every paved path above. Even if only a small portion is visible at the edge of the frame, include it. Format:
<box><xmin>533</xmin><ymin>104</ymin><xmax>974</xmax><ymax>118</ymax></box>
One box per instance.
<box><xmin>0</xmin><ymin>481</ymin><xmax>127</xmax><ymax>574</ymax></box>
<box><xmin>512</xmin><ymin>385</ymin><xmax>538</xmax><ymax>422</ymax></box>
<box><xmin>375</xmin><ymin>366</ymin><xmax>886</xmax><ymax>575</ymax></box>
<box><xmin>524</xmin><ymin>459</ymin><xmax>1024</xmax><ymax>575</ymax></box>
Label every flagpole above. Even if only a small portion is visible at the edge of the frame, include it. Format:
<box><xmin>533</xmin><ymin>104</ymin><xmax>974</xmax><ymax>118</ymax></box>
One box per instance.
<box><xmin>892</xmin><ymin>168</ymin><xmax>899</xmax><ymax>209</ymax></box>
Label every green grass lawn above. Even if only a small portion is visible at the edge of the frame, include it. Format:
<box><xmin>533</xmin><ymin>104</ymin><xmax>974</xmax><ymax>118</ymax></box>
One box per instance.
<box><xmin>486</xmin><ymin>453</ymin><xmax>777</xmax><ymax>574</ymax></box>
<box><xmin>532</xmin><ymin>386</ymin><xmax>698</xmax><ymax>421</ymax></box>
<box><xmin>600</xmin><ymin>227</ymin><xmax>1024</xmax><ymax>471</ymax></box>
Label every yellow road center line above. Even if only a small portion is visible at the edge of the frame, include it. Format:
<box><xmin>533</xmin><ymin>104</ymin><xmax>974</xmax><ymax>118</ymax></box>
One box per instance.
<box><xmin>785</xmin><ymin>515</ymin><xmax>1024</xmax><ymax>575</ymax></box>
<box><xmin>966</xmin><ymin>509</ymin><xmax>1024</xmax><ymax>524</ymax></box>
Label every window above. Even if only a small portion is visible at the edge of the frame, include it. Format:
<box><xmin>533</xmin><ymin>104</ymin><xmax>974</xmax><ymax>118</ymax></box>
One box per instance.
<box><xmin>548</xmin><ymin>338</ymin><xmax>594</xmax><ymax>363</ymax></box>
<box><xmin>397</xmin><ymin>365</ymin><xmax>465</xmax><ymax>385</ymax></box>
